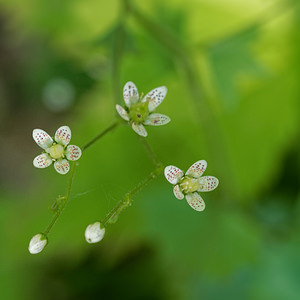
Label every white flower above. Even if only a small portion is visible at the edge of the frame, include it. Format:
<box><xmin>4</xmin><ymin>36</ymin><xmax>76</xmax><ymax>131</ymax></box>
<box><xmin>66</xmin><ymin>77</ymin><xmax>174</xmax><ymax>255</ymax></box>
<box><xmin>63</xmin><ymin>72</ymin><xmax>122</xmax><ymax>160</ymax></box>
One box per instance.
<box><xmin>33</xmin><ymin>126</ymin><xmax>82</xmax><ymax>175</ymax></box>
<box><xmin>28</xmin><ymin>233</ymin><xmax>48</xmax><ymax>254</ymax></box>
<box><xmin>116</xmin><ymin>81</ymin><xmax>171</xmax><ymax>137</ymax></box>
<box><xmin>85</xmin><ymin>222</ymin><xmax>105</xmax><ymax>244</ymax></box>
<box><xmin>164</xmin><ymin>160</ymin><xmax>219</xmax><ymax>211</ymax></box>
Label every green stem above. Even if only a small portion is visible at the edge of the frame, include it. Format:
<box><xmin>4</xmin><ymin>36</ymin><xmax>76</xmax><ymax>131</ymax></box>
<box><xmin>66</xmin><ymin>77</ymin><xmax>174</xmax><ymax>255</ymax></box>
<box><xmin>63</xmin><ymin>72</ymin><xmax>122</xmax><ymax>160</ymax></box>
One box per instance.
<box><xmin>138</xmin><ymin>136</ymin><xmax>162</xmax><ymax>168</ymax></box>
<box><xmin>101</xmin><ymin>167</ymin><xmax>163</xmax><ymax>226</ymax></box>
<box><xmin>43</xmin><ymin>162</ymin><xmax>76</xmax><ymax>236</ymax></box>
<box><xmin>81</xmin><ymin>120</ymin><xmax>120</xmax><ymax>151</ymax></box>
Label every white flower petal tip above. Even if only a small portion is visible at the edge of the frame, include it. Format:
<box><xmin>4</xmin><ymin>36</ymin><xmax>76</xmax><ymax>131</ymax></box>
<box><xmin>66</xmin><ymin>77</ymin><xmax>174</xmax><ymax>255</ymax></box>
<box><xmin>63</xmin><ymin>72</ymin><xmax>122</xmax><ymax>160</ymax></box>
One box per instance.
<box><xmin>123</xmin><ymin>81</ymin><xmax>139</xmax><ymax>107</ymax></box>
<box><xmin>143</xmin><ymin>86</ymin><xmax>168</xmax><ymax>112</ymax></box>
<box><xmin>186</xmin><ymin>160</ymin><xmax>207</xmax><ymax>178</ymax></box>
<box><xmin>164</xmin><ymin>165</ymin><xmax>184</xmax><ymax>184</ymax></box>
<box><xmin>186</xmin><ymin>192</ymin><xmax>205</xmax><ymax>212</ymax></box>
<box><xmin>32</xmin><ymin>129</ymin><xmax>53</xmax><ymax>150</ymax></box>
<box><xmin>55</xmin><ymin>126</ymin><xmax>71</xmax><ymax>146</ymax></box>
<box><xmin>116</xmin><ymin>104</ymin><xmax>129</xmax><ymax>121</ymax></box>
<box><xmin>54</xmin><ymin>159</ymin><xmax>70</xmax><ymax>175</ymax></box>
<box><xmin>65</xmin><ymin>145</ymin><xmax>82</xmax><ymax>161</ymax></box>
<box><xmin>198</xmin><ymin>176</ymin><xmax>219</xmax><ymax>192</ymax></box>
<box><xmin>28</xmin><ymin>233</ymin><xmax>48</xmax><ymax>254</ymax></box>
<box><xmin>85</xmin><ymin>222</ymin><xmax>105</xmax><ymax>244</ymax></box>
<box><xmin>144</xmin><ymin>113</ymin><xmax>170</xmax><ymax>126</ymax></box>
<box><xmin>132</xmin><ymin>123</ymin><xmax>148</xmax><ymax>137</ymax></box>
<box><xmin>33</xmin><ymin>153</ymin><xmax>53</xmax><ymax>168</ymax></box>
<box><xmin>173</xmin><ymin>185</ymin><xmax>184</xmax><ymax>200</ymax></box>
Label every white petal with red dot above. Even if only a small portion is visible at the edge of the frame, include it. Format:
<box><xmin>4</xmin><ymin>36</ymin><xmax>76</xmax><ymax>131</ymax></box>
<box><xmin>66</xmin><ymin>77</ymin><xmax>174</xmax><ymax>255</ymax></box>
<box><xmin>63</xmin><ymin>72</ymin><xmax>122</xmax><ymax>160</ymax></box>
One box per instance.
<box><xmin>164</xmin><ymin>165</ymin><xmax>184</xmax><ymax>184</ymax></box>
<box><xmin>143</xmin><ymin>113</ymin><xmax>170</xmax><ymax>126</ymax></box>
<box><xmin>33</xmin><ymin>153</ymin><xmax>53</xmax><ymax>168</ymax></box>
<box><xmin>142</xmin><ymin>86</ymin><xmax>167</xmax><ymax>112</ymax></box>
<box><xmin>32</xmin><ymin>129</ymin><xmax>53</xmax><ymax>150</ymax></box>
<box><xmin>173</xmin><ymin>185</ymin><xmax>184</xmax><ymax>200</ymax></box>
<box><xmin>55</xmin><ymin>126</ymin><xmax>71</xmax><ymax>146</ymax></box>
<box><xmin>123</xmin><ymin>81</ymin><xmax>139</xmax><ymax>107</ymax></box>
<box><xmin>185</xmin><ymin>160</ymin><xmax>207</xmax><ymax>178</ymax></box>
<box><xmin>186</xmin><ymin>192</ymin><xmax>205</xmax><ymax>212</ymax></box>
<box><xmin>65</xmin><ymin>145</ymin><xmax>82</xmax><ymax>161</ymax></box>
<box><xmin>132</xmin><ymin>123</ymin><xmax>148</xmax><ymax>137</ymax></box>
<box><xmin>198</xmin><ymin>176</ymin><xmax>219</xmax><ymax>192</ymax></box>
<box><xmin>54</xmin><ymin>159</ymin><xmax>70</xmax><ymax>175</ymax></box>
<box><xmin>116</xmin><ymin>104</ymin><xmax>129</xmax><ymax>121</ymax></box>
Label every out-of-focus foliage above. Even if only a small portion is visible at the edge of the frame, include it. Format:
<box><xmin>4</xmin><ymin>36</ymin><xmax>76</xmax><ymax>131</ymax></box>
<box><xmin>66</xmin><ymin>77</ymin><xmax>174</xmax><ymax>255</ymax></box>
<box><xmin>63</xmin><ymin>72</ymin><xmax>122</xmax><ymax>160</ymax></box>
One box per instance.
<box><xmin>1</xmin><ymin>0</ymin><xmax>300</xmax><ymax>299</ymax></box>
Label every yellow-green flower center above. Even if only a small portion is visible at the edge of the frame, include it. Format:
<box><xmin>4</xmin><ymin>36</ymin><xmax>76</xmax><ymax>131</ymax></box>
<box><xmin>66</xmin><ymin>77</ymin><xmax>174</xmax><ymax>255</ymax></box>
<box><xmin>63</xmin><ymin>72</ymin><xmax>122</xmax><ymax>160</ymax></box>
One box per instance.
<box><xmin>49</xmin><ymin>144</ymin><xmax>64</xmax><ymax>159</ymax></box>
<box><xmin>129</xmin><ymin>101</ymin><xmax>149</xmax><ymax>123</ymax></box>
<box><xmin>179</xmin><ymin>176</ymin><xmax>200</xmax><ymax>193</ymax></box>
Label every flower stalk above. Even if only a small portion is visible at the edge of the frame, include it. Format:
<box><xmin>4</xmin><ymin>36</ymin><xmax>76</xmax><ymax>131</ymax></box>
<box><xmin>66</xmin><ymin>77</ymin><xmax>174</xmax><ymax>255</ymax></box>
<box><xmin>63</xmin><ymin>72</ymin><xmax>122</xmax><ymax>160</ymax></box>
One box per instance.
<box><xmin>101</xmin><ymin>167</ymin><xmax>163</xmax><ymax>227</ymax></box>
<box><xmin>81</xmin><ymin>119</ymin><xmax>121</xmax><ymax>151</ymax></box>
<box><xmin>43</xmin><ymin>162</ymin><xmax>77</xmax><ymax>236</ymax></box>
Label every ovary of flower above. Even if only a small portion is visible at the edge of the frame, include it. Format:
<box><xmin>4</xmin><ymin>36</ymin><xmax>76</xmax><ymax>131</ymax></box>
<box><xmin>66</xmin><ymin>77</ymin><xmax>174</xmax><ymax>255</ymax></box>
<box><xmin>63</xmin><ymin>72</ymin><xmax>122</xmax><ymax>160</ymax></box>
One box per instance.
<box><xmin>116</xmin><ymin>81</ymin><xmax>171</xmax><ymax>137</ymax></box>
<box><xmin>32</xmin><ymin>126</ymin><xmax>82</xmax><ymax>175</ymax></box>
<box><xmin>164</xmin><ymin>160</ymin><xmax>219</xmax><ymax>211</ymax></box>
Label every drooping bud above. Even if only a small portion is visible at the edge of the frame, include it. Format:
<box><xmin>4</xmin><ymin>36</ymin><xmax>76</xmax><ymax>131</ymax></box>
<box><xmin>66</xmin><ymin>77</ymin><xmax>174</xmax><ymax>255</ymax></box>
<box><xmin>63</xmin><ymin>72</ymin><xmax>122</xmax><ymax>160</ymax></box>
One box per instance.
<box><xmin>28</xmin><ymin>233</ymin><xmax>48</xmax><ymax>254</ymax></box>
<box><xmin>85</xmin><ymin>222</ymin><xmax>105</xmax><ymax>244</ymax></box>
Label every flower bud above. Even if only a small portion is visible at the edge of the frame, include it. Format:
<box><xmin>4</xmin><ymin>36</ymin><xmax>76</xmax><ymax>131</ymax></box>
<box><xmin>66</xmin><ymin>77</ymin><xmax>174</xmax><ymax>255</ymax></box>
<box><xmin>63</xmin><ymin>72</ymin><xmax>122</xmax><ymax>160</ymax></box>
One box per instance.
<box><xmin>28</xmin><ymin>233</ymin><xmax>48</xmax><ymax>254</ymax></box>
<box><xmin>85</xmin><ymin>222</ymin><xmax>105</xmax><ymax>244</ymax></box>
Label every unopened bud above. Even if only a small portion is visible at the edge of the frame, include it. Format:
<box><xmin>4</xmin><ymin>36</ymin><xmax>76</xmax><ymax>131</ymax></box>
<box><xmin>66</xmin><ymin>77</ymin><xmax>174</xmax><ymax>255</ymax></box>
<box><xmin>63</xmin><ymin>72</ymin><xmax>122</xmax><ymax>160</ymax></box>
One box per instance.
<box><xmin>85</xmin><ymin>222</ymin><xmax>105</xmax><ymax>244</ymax></box>
<box><xmin>28</xmin><ymin>233</ymin><xmax>48</xmax><ymax>254</ymax></box>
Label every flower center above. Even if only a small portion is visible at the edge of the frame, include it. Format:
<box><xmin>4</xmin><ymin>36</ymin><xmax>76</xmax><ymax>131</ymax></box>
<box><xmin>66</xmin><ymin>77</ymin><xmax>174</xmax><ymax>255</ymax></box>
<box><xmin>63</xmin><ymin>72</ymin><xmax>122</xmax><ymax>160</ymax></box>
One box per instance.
<box><xmin>179</xmin><ymin>176</ymin><xmax>200</xmax><ymax>194</ymax></box>
<box><xmin>129</xmin><ymin>101</ymin><xmax>149</xmax><ymax>123</ymax></box>
<box><xmin>49</xmin><ymin>144</ymin><xmax>64</xmax><ymax>159</ymax></box>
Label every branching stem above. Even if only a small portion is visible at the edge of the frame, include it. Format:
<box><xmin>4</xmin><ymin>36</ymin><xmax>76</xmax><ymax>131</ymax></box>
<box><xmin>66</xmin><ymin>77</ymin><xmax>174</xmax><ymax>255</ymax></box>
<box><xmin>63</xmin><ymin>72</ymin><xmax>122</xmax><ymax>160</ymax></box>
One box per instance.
<box><xmin>101</xmin><ymin>166</ymin><xmax>163</xmax><ymax>227</ymax></box>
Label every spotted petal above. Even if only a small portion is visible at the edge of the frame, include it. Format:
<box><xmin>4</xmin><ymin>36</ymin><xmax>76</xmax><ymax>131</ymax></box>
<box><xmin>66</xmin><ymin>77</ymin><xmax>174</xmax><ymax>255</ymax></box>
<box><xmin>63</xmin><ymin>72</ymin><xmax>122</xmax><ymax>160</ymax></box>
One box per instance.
<box><xmin>32</xmin><ymin>129</ymin><xmax>53</xmax><ymax>150</ymax></box>
<box><xmin>123</xmin><ymin>81</ymin><xmax>139</xmax><ymax>107</ymax></box>
<box><xmin>116</xmin><ymin>104</ymin><xmax>129</xmax><ymax>121</ymax></box>
<box><xmin>164</xmin><ymin>165</ymin><xmax>184</xmax><ymax>184</ymax></box>
<box><xmin>144</xmin><ymin>113</ymin><xmax>170</xmax><ymax>126</ymax></box>
<box><xmin>142</xmin><ymin>86</ymin><xmax>167</xmax><ymax>112</ymax></box>
<box><xmin>55</xmin><ymin>126</ymin><xmax>71</xmax><ymax>146</ymax></box>
<box><xmin>185</xmin><ymin>160</ymin><xmax>207</xmax><ymax>178</ymax></box>
<box><xmin>186</xmin><ymin>192</ymin><xmax>205</xmax><ymax>212</ymax></box>
<box><xmin>54</xmin><ymin>159</ymin><xmax>70</xmax><ymax>175</ymax></box>
<box><xmin>132</xmin><ymin>123</ymin><xmax>148</xmax><ymax>137</ymax></box>
<box><xmin>173</xmin><ymin>185</ymin><xmax>184</xmax><ymax>200</ymax></box>
<box><xmin>33</xmin><ymin>153</ymin><xmax>53</xmax><ymax>168</ymax></box>
<box><xmin>198</xmin><ymin>176</ymin><xmax>219</xmax><ymax>192</ymax></box>
<box><xmin>65</xmin><ymin>145</ymin><xmax>82</xmax><ymax>161</ymax></box>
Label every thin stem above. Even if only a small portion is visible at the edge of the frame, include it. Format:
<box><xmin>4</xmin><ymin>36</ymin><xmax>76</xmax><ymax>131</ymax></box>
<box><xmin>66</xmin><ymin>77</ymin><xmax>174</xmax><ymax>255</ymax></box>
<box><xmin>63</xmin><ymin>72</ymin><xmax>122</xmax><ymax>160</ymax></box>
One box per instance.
<box><xmin>44</xmin><ymin>162</ymin><xmax>76</xmax><ymax>236</ymax></box>
<box><xmin>138</xmin><ymin>136</ymin><xmax>162</xmax><ymax>168</ymax></box>
<box><xmin>81</xmin><ymin>120</ymin><xmax>120</xmax><ymax>151</ymax></box>
<box><xmin>101</xmin><ymin>167</ymin><xmax>163</xmax><ymax>226</ymax></box>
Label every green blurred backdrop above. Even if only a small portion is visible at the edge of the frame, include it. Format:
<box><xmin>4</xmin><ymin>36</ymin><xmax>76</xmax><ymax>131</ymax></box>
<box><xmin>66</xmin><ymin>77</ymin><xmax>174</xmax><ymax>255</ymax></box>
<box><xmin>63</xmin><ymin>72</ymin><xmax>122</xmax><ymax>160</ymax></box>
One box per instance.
<box><xmin>1</xmin><ymin>0</ymin><xmax>300</xmax><ymax>299</ymax></box>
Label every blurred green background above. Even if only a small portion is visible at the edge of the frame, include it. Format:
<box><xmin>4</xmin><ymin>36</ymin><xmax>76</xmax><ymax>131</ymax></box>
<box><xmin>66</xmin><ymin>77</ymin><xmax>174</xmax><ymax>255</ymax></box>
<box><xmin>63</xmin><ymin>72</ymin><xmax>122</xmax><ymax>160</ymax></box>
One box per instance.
<box><xmin>1</xmin><ymin>0</ymin><xmax>300</xmax><ymax>299</ymax></box>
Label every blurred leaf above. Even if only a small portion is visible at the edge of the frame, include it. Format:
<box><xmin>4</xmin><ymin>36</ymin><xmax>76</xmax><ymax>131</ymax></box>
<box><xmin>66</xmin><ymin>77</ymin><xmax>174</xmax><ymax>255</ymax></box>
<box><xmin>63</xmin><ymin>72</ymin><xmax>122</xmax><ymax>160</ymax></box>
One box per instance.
<box><xmin>208</xmin><ymin>25</ymin><xmax>265</xmax><ymax>109</ymax></box>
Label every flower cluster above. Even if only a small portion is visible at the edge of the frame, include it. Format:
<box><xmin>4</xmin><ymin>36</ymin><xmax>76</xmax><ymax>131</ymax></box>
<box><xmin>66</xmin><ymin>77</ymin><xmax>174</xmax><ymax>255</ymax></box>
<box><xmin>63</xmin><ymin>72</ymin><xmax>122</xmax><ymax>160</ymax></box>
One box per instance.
<box><xmin>164</xmin><ymin>160</ymin><xmax>219</xmax><ymax>211</ymax></box>
<box><xmin>33</xmin><ymin>126</ymin><xmax>82</xmax><ymax>175</ymax></box>
<box><xmin>116</xmin><ymin>81</ymin><xmax>170</xmax><ymax>137</ymax></box>
<box><xmin>29</xmin><ymin>81</ymin><xmax>221</xmax><ymax>254</ymax></box>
